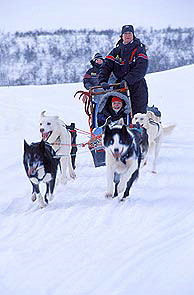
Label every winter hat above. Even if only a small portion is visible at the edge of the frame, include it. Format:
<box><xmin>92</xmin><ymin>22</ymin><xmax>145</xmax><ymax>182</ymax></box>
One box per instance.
<box><xmin>121</xmin><ymin>25</ymin><xmax>134</xmax><ymax>34</ymax></box>
<box><xmin>112</xmin><ymin>97</ymin><xmax>123</xmax><ymax>103</ymax></box>
<box><xmin>94</xmin><ymin>53</ymin><xmax>103</xmax><ymax>60</ymax></box>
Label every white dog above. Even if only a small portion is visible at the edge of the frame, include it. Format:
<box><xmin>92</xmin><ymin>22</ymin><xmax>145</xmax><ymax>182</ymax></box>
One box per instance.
<box><xmin>132</xmin><ymin>111</ymin><xmax>176</xmax><ymax>173</ymax></box>
<box><xmin>39</xmin><ymin>111</ymin><xmax>76</xmax><ymax>184</ymax></box>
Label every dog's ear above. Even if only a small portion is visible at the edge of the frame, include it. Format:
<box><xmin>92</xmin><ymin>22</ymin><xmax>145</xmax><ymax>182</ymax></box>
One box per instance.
<box><xmin>39</xmin><ymin>140</ymin><xmax>45</xmax><ymax>152</ymax></box>
<box><xmin>41</xmin><ymin>111</ymin><xmax>46</xmax><ymax>118</ymax></box>
<box><xmin>24</xmin><ymin>140</ymin><xmax>29</xmax><ymax>152</ymax></box>
<box><xmin>146</xmin><ymin>111</ymin><xmax>154</xmax><ymax>119</ymax></box>
<box><xmin>104</xmin><ymin>116</ymin><xmax>112</xmax><ymax>126</ymax></box>
<box><xmin>103</xmin><ymin>125</ymin><xmax>111</xmax><ymax>147</ymax></box>
<box><xmin>104</xmin><ymin>124</ymin><xmax>111</xmax><ymax>134</ymax></box>
<box><xmin>121</xmin><ymin>125</ymin><xmax>128</xmax><ymax>137</ymax></box>
<box><xmin>117</xmin><ymin>118</ymin><xmax>124</xmax><ymax>126</ymax></box>
<box><xmin>121</xmin><ymin>125</ymin><xmax>127</xmax><ymax>132</ymax></box>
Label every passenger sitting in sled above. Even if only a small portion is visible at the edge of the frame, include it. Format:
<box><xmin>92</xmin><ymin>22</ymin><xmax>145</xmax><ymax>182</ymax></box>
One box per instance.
<box><xmin>97</xmin><ymin>91</ymin><xmax>131</xmax><ymax>128</ymax></box>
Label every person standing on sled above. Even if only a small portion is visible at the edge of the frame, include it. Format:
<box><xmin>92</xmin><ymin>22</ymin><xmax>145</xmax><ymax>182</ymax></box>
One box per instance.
<box><xmin>99</xmin><ymin>25</ymin><xmax>148</xmax><ymax>116</ymax></box>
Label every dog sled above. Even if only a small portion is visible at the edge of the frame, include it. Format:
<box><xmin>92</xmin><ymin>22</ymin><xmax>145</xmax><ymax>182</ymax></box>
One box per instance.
<box><xmin>74</xmin><ymin>83</ymin><xmax>132</xmax><ymax>167</ymax></box>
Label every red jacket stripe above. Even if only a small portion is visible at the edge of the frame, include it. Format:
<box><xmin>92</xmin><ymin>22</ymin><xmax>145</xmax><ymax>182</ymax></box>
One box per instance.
<box><xmin>106</xmin><ymin>55</ymin><xmax>115</xmax><ymax>61</ymax></box>
<box><xmin>130</xmin><ymin>48</ymin><xmax>138</xmax><ymax>62</ymax></box>
<box><xmin>138</xmin><ymin>53</ymin><xmax>148</xmax><ymax>59</ymax></box>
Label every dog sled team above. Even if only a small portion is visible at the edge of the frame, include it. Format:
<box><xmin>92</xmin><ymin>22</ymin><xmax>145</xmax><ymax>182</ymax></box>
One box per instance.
<box><xmin>23</xmin><ymin>24</ymin><xmax>176</xmax><ymax>207</ymax></box>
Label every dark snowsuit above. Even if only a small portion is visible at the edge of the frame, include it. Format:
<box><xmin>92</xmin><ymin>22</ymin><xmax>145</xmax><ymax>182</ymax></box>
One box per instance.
<box><xmin>83</xmin><ymin>60</ymin><xmax>104</xmax><ymax>128</ymax></box>
<box><xmin>99</xmin><ymin>38</ymin><xmax>148</xmax><ymax>115</ymax></box>
<box><xmin>83</xmin><ymin>60</ymin><xmax>102</xmax><ymax>90</ymax></box>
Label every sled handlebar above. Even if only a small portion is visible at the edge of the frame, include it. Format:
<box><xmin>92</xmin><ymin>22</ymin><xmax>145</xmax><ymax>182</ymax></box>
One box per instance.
<box><xmin>89</xmin><ymin>82</ymin><xmax>128</xmax><ymax>95</ymax></box>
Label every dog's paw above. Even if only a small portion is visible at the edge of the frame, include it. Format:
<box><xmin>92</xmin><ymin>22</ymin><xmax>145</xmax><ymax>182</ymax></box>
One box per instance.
<box><xmin>105</xmin><ymin>192</ymin><xmax>113</xmax><ymax>198</ymax></box>
<box><xmin>48</xmin><ymin>194</ymin><xmax>54</xmax><ymax>201</ymax></box>
<box><xmin>60</xmin><ymin>177</ymin><xmax>68</xmax><ymax>185</ymax></box>
<box><xmin>119</xmin><ymin>197</ymin><xmax>125</xmax><ymax>202</ymax></box>
<box><xmin>37</xmin><ymin>194</ymin><xmax>47</xmax><ymax>208</ymax></box>
<box><xmin>39</xmin><ymin>202</ymin><xmax>47</xmax><ymax>209</ymax></box>
<box><xmin>43</xmin><ymin>173</ymin><xmax>52</xmax><ymax>183</ymax></box>
<box><xmin>117</xmin><ymin>183</ymin><xmax>125</xmax><ymax>194</ymax></box>
<box><xmin>119</xmin><ymin>196</ymin><xmax>130</xmax><ymax>202</ymax></box>
<box><xmin>39</xmin><ymin>198</ymin><xmax>47</xmax><ymax>209</ymax></box>
<box><xmin>140</xmin><ymin>159</ymin><xmax>147</xmax><ymax>168</ymax></box>
<box><xmin>151</xmin><ymin>170</ymin><xmax>157</xmax><ymax>174</ymax></box>
<box><xmin>31</xmin><ymin>193</ymin><xmax>37</xmax><ymax>202</ymax></box>
<box><xmin>70</xmin><ymin>171</ymin><xmax>76</xmax><ymax>179</ymax></box>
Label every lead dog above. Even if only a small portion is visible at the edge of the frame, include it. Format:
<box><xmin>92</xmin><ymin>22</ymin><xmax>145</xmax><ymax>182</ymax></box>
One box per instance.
<box><xmin>102</xmin><ymin>123</ymin><xmax>142</xmax><ymax>201</ymax></box>
<box><xmin>39</xmin><ymin>111</ymin><xmax>76</xmax><ymax>184</ymax></box>
<box><xmin>132</xmin><ymin>111</ymin><xmax>176</xmax><ymax>173</ymax></box>
<box><xmin>23</xmin><ymin>140</ymin><xmax>59</xmax><ymax>208</ymax></box>
<box><xmin>103</xmin><ymin>117</ymin><xmax>149</xmax><ymax>167</ymax></box>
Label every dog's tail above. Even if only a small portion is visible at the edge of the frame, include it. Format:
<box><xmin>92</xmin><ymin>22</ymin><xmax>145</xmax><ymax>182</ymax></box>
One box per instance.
<box><xmin>163</xmin><ymin>124</ymin><xmax>176</xmax><ymax>136</ymax></box>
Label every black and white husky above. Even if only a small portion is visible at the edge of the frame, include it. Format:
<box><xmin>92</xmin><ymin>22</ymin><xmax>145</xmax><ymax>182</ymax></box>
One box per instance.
<box><xmin>103</xmin><ymin>123</ymin><xmax>145</xmax><ymax>201</ymax></box>
<box><xmin>23</xmin><ymin>140</ymin><xmax>59</xmax><ymax>208</ymax></box>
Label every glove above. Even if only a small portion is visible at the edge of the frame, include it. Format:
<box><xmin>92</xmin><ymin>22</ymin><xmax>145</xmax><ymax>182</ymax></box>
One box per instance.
<box><xmin>100</xmin><ymin>82</ymin><xmax>110</xmax><ymax>90</ymax></box>
<box><xmin>120</xmin><ymin>80</ymin><xmax>126</xmax><ymax>88</ymax></box>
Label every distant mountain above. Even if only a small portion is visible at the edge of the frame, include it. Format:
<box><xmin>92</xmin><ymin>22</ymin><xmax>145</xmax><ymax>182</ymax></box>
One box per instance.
<box><xmin>0</xmin><ymin>27</ymin><xmax>193</xmax><ymax>86</ymax></box>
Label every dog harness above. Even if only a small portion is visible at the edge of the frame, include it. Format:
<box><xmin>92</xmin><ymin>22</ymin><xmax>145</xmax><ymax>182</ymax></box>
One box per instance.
<box><xmin>148</xmin><ymin>119</ymin><xmax>160</xmax><ymax>132</ymax></box>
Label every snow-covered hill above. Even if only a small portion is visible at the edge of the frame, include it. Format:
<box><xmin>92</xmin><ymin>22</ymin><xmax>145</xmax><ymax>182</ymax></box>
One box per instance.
<box><xmin>1</xmin><ymin>27</ymin><xmax>194</xmax><ymax>86</ymax></box>
<box><xmin>0</xmin><ymin>65</ymin><xmax>194</xmax><ymax>295</ymax></box>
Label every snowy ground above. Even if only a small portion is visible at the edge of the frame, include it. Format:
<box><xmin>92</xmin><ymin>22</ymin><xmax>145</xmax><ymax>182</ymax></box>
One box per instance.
<box><xmin>0</xmin><ymin>65</ymin><xmax>194</xmax><ymax>295</ymax></box>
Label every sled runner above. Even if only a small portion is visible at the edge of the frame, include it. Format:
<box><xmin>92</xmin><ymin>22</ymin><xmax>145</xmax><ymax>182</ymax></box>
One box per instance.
<box><xmin>74</xmin><ymin>83</ymin><xmax>131</xmax><ymax>167</ymax></box>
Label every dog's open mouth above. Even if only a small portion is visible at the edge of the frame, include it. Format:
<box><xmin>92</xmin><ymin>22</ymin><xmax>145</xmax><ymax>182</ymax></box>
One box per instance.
<box><xmin>28</xmin><ymin>166</ymin><xmax>38</xmax><ymax>177</ymax></box>
<box><xmin>136</xmin><ymin>122</ymin><xmax>144</xmax><ymax>127</ymax></box>
<box><xmin>114</xmin><ymin>153</ymin><xmax>121</xmax><ymax>160</ymax></box>
<box><xmin>41</xmin><ymin>131</ymin><xmax>52</xmax><ymax>141</ymax></box>
<box><xmin>112</xmin><ymin>148</ymin><xmax>124</xmax><ymax>160</ymax></box>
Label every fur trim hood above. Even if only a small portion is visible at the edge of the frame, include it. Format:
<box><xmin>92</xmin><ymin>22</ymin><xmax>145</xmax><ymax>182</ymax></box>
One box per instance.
<box><xmin>98</xmin><ymin>91</ymin><xmax>131</xmax><ymax>114</ymax></box>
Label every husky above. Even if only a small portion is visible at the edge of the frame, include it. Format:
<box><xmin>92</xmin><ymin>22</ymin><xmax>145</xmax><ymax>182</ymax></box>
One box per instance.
<box><xmin>132</xmin><ymin>112</ymin><xmax>176</xmax><ymax>173</ymax></box>
<box><xmin>103</xmin><ymin>117</ymin><xmax>149</xmax><ymax>166</ymax></box>
<box><xmin>23</xmin><ymin>140</ymin><xmax>59</xmax><ymax>208</ymax></box>
<box><xmin>39</xmin><ymin>111</ymin><xmax>76</xmax><ymax>184</ymax></box>
<box><xmin>102</xmin><ymin>123</ymin><xmax>142</xmax><ymax>202</ymax></box>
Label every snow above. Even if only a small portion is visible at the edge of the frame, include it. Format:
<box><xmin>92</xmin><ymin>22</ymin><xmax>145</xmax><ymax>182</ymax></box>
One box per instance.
<box><xmin>0</xmin><ymin>64</ymin><xmax>194</xmax><ymax>295</ymax></box>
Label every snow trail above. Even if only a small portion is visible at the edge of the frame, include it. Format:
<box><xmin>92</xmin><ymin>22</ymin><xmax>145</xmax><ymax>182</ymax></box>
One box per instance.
<box><xmin>0</xmin><ymin>65</ymin><xmax>194</xmax><ymax>295</ymax></box>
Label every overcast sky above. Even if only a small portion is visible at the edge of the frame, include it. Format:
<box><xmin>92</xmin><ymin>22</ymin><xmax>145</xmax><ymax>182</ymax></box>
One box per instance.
<box><xmin>0</xmin><ymin>0</ymin><xmax>193</xmax><ymax>33</ymax></box>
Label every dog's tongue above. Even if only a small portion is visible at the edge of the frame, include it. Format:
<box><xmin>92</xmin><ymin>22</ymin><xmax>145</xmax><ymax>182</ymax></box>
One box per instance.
<box><xmin>28</xmin><ymin>167</ymin><xmax>36</xmax><ymax>176</ymax></box>
<box><xmin>42</xmin><ymin>132</ymin><xmax>49</xmax><ymax>141</ymax></box>
<box><xmin>113</xmin><ymin>147</ymin><xmax>124</xmax><ymax>160</ymax></box>
<box><xmin>113</xmin><ymin>152</ymin><xmax>120</xmax><ymax>159</ymax></box>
